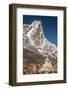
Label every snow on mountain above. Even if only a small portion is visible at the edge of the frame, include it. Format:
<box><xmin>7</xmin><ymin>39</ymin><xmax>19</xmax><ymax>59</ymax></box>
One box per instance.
<box><xmin>23</xmin><ymin>20</ymin><xmax>57</xmax><ymax>61</ymax></box>
<box><xmin>23</xmin><ymin>20</ymin><xmax>57</xmax><ymax>74</ymax></box>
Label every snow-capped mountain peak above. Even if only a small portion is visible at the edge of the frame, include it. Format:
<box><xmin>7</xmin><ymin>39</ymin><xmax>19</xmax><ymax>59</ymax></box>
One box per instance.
<box><xmin>23</xmin><ymin>20</ymin><xmax>57</xmax><ymax>63</ymax></box>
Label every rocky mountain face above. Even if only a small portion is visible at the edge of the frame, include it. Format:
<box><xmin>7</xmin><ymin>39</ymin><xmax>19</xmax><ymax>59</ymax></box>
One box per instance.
<box><xmin>23</xmin><ymin>20</ymin><xmax>57</xmax><ymax>74</ymax></box>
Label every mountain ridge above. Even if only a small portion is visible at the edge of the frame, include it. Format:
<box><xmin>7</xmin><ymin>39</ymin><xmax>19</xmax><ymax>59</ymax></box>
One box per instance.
<box><xmin>23</xmin><ymin>20</ymin><xmax>57</xmax><ymax>74</ymax></box>
<box><xmin>23</xmin><ymin>20</ymin><xmax>57</xmax><ymax>60</ymax></box>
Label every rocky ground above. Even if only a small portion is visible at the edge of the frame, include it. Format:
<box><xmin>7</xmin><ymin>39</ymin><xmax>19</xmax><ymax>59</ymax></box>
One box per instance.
<box><xmin>23</xmin><ymin>62</ymin><xmax>57</xmax><ymax>75</ymax></box>
<box><xmin>23</xmin><ymin>48</ymin><xmax>57</xmax><ymax>75</ymax></box>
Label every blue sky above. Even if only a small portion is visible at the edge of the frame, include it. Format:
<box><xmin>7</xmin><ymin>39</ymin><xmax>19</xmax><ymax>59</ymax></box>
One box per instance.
<box><xmin>23</xmin><ymin>15</ymin><xmax>57</xmax><ymax>46</ymax></box>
